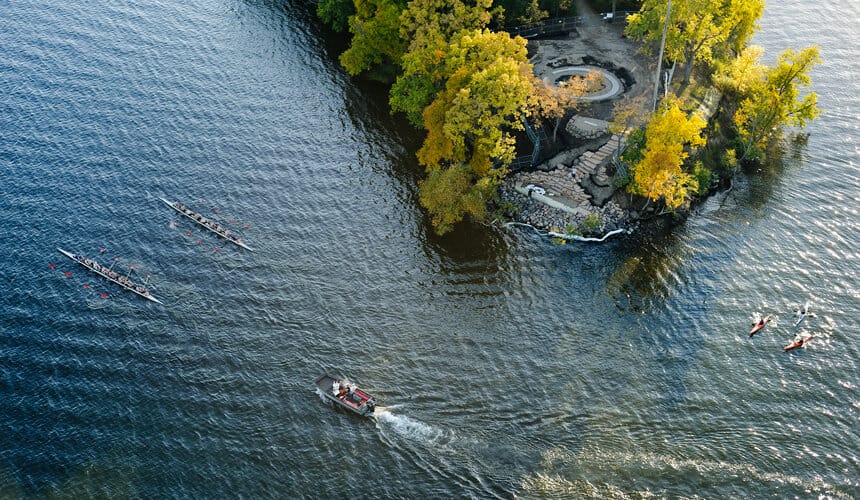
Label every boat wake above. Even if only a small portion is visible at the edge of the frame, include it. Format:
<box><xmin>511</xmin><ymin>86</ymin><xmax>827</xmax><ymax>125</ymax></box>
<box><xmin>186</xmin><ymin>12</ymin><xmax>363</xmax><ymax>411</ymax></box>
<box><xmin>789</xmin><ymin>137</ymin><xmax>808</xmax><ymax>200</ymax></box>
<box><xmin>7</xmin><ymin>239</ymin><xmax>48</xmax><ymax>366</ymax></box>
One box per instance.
<box><xmin>372</xmin><ymin>408</ymin><xmax>456</xmax><ymax>449</ymax></box>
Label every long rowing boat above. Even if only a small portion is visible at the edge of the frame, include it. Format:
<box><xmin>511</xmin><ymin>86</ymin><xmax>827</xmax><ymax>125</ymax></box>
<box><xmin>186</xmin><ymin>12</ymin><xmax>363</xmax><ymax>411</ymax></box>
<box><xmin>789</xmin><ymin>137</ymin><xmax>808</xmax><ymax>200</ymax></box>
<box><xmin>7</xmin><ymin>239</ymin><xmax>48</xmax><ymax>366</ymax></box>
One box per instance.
<box><xmin>57</xmin><ymin>248</ymin><xmax>162</xmax><ymax>304</ymax></box>
<box><xmin>160</xmin><ymin>198</ymin><xmax>253</xmax><ymax>251</ymax></box>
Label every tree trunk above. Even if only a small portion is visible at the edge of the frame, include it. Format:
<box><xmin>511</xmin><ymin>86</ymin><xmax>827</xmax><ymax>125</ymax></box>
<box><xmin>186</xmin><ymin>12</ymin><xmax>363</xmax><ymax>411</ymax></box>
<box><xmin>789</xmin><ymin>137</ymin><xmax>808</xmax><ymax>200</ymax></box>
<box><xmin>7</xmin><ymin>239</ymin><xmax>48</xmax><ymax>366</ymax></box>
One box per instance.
<box><xmin>683</xmin><ymin>59</ymin><xmax>693</xmax><ymax>85</ymax></box>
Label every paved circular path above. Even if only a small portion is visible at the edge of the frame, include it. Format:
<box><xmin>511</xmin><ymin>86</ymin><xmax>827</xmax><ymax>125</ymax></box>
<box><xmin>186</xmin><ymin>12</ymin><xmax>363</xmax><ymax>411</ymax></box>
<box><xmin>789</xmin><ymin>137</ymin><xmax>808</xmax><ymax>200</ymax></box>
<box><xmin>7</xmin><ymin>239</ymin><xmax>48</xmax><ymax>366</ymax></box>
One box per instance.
<box><xmin>551</xmin><ymin>65</ymin><xmax>624</xmax><ymax>101</ymax></box>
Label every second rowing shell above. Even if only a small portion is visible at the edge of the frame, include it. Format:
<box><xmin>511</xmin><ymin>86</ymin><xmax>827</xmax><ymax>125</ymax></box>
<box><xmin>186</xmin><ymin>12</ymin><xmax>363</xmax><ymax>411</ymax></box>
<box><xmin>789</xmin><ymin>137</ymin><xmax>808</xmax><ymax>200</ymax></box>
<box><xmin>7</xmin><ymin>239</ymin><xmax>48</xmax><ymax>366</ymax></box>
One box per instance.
<box><xmin>160</xmin><ymin>197</ymin><xmax>254</xmax><ymax>251</ymax></box>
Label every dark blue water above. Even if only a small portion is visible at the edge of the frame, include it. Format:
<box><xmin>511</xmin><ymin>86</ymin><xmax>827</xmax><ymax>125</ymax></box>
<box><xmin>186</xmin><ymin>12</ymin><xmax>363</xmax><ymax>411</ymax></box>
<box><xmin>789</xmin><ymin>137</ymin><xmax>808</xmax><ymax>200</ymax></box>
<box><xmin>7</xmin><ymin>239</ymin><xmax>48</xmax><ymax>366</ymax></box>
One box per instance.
<box><xmin>1</xmin><ymin>0</ymin><xmax>857</xmax><ymax>497</ymax></box>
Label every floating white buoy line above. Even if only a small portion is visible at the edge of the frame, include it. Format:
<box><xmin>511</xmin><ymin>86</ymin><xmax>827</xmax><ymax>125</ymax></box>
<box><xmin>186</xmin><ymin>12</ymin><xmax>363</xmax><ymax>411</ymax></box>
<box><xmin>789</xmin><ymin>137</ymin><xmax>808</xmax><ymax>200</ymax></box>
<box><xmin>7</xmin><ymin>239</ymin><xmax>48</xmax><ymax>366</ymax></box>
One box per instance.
<box><xmin>505</xmin><ymin>222</ymin><xmax>625</xmax><ymax>242</ymax></box>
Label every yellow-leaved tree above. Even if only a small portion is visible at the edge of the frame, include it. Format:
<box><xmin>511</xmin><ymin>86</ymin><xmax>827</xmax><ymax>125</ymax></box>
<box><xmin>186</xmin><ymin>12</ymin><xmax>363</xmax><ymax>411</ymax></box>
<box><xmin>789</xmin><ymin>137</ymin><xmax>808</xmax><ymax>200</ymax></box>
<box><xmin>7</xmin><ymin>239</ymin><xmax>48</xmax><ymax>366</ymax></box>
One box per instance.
<box><xmin>628</xmin><ymin>97</ymin><xmax>706</xmax><ymax>210</ymax></box>
<box><xmin>626</xmin><ymin>0</ymin><xmax>764</xmax><ymax>85</ymax></box>
<box><xmin>528</xmin><ymin>70</ymin><xmax>601</xmax><ymax>142</ymax></box>
<box><xmin>413</xmin><ymin>29</ymin><xmax>534</xmax><ymax>234</ymax></box>
<box><xmin>390</xmin><ymin>0</ymin><xmax>492</xmax><ymax>127</ymax></box>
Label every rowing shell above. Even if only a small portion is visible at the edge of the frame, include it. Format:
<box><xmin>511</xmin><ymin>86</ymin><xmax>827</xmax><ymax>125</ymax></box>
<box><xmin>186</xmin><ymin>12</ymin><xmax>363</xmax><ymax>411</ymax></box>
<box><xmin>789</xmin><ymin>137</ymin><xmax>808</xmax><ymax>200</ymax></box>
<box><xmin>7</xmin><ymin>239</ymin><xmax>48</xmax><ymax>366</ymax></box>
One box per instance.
<box><xmin>160</xmin><ymin>198</ymin><xmax>253</xmax><ymax>251</ymax></box>
<box><xmin>57</xmin><ymin>248</ymin><xmax>162</xmax><ymax>304</ymax></box>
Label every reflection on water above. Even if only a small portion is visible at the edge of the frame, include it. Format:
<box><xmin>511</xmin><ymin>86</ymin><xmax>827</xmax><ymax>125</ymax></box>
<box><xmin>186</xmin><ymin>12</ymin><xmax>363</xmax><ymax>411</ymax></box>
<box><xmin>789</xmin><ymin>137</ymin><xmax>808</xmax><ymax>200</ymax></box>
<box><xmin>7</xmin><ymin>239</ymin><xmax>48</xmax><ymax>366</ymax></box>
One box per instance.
<box><xmin>0</xmin><ymin>0</ymin><xmax>857</xmax><ymax>497</ymax></box>
<box><xmin>606</xmin><ymin>228</ymin><xmax>686</xmax><ymax>313</ymax></box>
<box><xmin>520</xmin><ymin>447</ymin><xmax>854</xmax><ymax>499</ymax></box>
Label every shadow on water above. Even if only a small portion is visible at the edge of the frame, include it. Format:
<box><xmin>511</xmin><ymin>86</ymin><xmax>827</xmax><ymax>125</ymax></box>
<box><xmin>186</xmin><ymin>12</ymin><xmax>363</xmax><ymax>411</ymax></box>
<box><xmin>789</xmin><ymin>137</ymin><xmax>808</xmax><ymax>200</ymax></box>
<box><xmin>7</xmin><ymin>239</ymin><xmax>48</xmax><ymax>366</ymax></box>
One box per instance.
<box><xmin>425</xmin><ymin>221</ymin><xmax>513</xmax><ymax>266</ymax></box>
<box><xmin>606</xmin><ymin>221</ymin><xmax>686</xmax><ymax>314</ymax></box>
<box><xmin>608</xmin><ymin>234</ymin><xmax>707</xmax><ymax>415</ymax></box>
<box><xmin>730</xmin><ymin>132</ymin><xmax>807</xmax><ymax>211</ymax></box>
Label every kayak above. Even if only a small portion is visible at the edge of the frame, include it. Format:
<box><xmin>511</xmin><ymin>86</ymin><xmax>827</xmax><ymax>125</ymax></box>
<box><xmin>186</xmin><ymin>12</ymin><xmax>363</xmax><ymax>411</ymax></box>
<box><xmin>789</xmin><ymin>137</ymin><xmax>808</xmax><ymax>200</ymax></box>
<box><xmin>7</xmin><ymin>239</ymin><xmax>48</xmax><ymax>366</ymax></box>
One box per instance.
<box><xmin>784</xmin><ymin>334</ymin><xmax>814</xmax><ymax>352</ymax></box>
<box><xmin>793</xmin><ymin>302</ymin><xmax>810</xmax><ymax>327</ymax></box>
<box><xmin>749</xmin><ymin>314</ymin><xmax>772</xmax><ymax>337</ymax></box>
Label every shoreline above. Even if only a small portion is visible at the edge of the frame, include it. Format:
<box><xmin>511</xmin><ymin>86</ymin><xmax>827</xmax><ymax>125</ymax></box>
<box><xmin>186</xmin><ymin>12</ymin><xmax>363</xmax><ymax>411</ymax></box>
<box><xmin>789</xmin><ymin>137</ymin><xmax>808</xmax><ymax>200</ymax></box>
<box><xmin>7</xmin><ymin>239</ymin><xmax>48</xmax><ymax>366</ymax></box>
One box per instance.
<box><xmin>497</xmin><ymin>179</ymin><xmax>640</xmax><ymax>241</ymax></box>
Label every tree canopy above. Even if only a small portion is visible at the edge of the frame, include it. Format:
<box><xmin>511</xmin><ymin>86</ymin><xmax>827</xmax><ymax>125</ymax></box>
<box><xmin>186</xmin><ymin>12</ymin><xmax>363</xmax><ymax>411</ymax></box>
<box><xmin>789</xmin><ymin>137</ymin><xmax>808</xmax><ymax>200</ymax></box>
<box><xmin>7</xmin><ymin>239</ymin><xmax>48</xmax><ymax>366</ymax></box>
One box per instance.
<box><xmin>418</xmin><ymin>163</ymin><xmax>490</xmax><ymax>235</ymax></box>
<box><xmin>528</xmin><ymin>70</ymin><xmax>601</xmax><ymax>141</ymax></box>
<box><xmin>390</xmin><ymin>0</ymin><xmax>493</xmax><ymax>127</ymax></box>
<box><xmin>732</xmin><ymin>46</ymin><xmax>821</xmax><ymax>161</ymax></box>
<box><xmin>339</xmin><ymin>0</ymin><xmax>407</xmax><ymax>78</ymax></box>
<box><xmin>415</xmin><ymin>29</ymin><xmax>533</xmax><ymax>176</ymax></box>
<box><xmin>626</xmin><ymin>0</ymin><xmax>764</xmax><ymax>84</ymax></box>
<box><xmin>411</xmin><ymin>29</ymin><xmax>533</xmax><ymax>233</ymax></box>
<box><xmin>316</xmin><ymin>0</ymin><xmax>355</xmax><ymax>32</ymax></box>
<box><xmin>627</xmin><ymin>97</ymin><xmax>706</xmax><ymax>209</ymax></box>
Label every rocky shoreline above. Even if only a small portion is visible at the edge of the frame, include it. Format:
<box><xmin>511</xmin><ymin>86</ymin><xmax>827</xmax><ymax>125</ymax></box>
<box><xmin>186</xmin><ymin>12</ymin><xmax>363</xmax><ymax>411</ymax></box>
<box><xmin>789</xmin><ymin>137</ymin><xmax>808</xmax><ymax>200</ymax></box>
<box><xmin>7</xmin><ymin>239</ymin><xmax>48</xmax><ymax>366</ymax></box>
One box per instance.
<box><xmin>497</xmin><ymin>179</ymin><xmax>639</xmax><ymax>240</ymax></box>
<box><xmin>497</xmin><ymin>130</ymin><xmax>641</xmax><ymax>241</ymax></box>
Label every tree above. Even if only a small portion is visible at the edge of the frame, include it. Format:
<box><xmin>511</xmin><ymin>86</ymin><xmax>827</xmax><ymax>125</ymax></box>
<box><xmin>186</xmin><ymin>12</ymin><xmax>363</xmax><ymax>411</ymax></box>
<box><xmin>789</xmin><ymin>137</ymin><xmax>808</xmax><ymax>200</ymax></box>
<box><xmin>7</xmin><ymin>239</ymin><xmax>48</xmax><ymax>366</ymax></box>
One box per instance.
<box><xmin>733</xmin><ymin>46</ymin><xmax>820</xmax><ymax>162</ymax></box>
<box><xmin>339</xmin><ymin>0</ymin><xmax>408</xmax><ymax>79</ymax></box>
<box><xmin>317</xmin><ymin>0</ymin><xmax>355</xmax><ymax>32</ymax></box>
<box><xmin>418</xmin><ymin>163</ymin><xmax>489</xmax><ymax>234</ymax></box>
<box><xmin>390</xmin><ymin>0</ymin><xmax>493</xmax><ymax>127</ymax></box>
<box><xmin>416</xmin><ymin>29</ymin><xmax>533</xmax><ymax>176</ymax></box>
<box><xmin>519</xmin><ymin>0</ymin><xmax>549</xmax><ymax>25</ymax></box>
<box><xmin>628</xmin><ymin>97</ymin><xmax>706</xmax><ymax>209</ymax></box>
<box><xmin>411</xmin><ymin>29</ymin><xmax>534</xmax><ymax>234</ymax></box>
<box><xmin>626</xmin><ymin>0</ymin><xmax>764</xmax><ymax>85</ymax></box>
<box><xmin>722</xmin><ymin>0</ymin><xmax>764</xmax><ymax>56</ymax></box>
<box><xmin>609</xmin><ymin>94</ymin><xmax>649</xmax><ymax>151</ymax></box>
<box><xmin>492</xmin><ymin>0</ymin><xmax>575</xmax><ymax>27</ymax></box>
<box><xmin>713</xmin><ymin>45</ymin><xmax>765</xmax><ymax>96</ymax></box>
<box><xmin>400</xmin><ymin>0</ymin><xmax>491</xmax><ymax>49</ymax></box>
<box><xmin>528</xmin><ymin>70</ymin><xmax>601</xmax><ymax>142</ymax></box>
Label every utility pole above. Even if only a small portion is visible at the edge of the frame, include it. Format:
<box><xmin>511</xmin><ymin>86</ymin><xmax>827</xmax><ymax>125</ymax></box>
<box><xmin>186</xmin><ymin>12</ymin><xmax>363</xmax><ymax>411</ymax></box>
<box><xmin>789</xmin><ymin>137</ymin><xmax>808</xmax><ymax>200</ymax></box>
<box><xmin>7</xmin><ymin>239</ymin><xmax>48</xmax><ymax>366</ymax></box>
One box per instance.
<box><xmin>652</xmin><ymin>0</ymin><xmax>672</xmax><ymax>112</ymax></box>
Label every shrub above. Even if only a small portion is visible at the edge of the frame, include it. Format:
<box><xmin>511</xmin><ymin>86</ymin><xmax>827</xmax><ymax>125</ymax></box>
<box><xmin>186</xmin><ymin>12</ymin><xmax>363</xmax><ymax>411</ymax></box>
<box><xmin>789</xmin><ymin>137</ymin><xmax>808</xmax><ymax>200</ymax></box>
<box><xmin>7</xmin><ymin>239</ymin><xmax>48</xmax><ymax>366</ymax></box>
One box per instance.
<box><xmin>722</xmin><ymin>148</ymin><xmax>738</xmax><ymax>173</ymax></box>
<box><xmin>692</xmin><ymin>161</ymin><xmax>712</xmax><ymax>196</ymax></box>
<box><xmin>563</xmin><ymin>224</ymin><xmax>581</xmax><ymax>236</ymax></box>
<box><xmin>581</xmin><ymin>213</ymin><xmax>602</xmax><ymax>232</ymax></box>
<box><xmin>613</xmin><ymin>170</ymin><xmax>631</xmax><ymax>189</ymax></box>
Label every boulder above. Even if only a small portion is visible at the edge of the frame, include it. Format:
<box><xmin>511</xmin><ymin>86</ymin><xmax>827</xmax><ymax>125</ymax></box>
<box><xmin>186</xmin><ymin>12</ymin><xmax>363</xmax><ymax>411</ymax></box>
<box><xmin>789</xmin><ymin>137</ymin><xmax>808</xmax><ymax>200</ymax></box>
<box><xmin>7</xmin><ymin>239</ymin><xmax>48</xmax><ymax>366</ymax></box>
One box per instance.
<box><xmin>581</xmin><ymin>174</ymin><xmax>616</xmax><ymax>207</ymax></box>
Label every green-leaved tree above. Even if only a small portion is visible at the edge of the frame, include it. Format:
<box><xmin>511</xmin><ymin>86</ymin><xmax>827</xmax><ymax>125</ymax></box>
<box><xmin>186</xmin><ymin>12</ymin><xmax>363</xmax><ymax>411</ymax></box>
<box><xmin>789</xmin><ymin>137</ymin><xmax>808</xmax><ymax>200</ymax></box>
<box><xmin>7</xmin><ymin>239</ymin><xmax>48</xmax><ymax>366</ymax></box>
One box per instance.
<box><xmin>339</xmin><ymin>0</ymin><xmax>408</xmax><ymax>79</ymax></box>
<box><xmin>733</xmin><ymin>46</ymin><xmax>821</xmax><ymax>162</ymax></box>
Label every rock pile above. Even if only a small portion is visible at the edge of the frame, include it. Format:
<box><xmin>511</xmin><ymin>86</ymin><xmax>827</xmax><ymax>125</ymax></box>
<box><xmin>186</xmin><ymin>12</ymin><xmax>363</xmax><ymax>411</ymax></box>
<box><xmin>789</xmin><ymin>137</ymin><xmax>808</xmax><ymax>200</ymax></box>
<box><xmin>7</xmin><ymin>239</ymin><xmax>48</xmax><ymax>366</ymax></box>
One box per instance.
<box><xmin>499</xmin><ymin>133</ymin><xmax>637</xmax><ymax>239</ymax></box>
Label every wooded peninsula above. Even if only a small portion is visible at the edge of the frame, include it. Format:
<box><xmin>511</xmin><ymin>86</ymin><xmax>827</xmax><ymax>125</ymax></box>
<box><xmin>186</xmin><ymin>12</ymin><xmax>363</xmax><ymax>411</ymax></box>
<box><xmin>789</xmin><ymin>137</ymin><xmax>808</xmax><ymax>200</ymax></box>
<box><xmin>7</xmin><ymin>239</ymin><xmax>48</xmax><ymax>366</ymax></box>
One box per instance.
<box><xmin>316</xmin><ymin>0</ymin><xmax>820</xmax><ymax>237</ymax></box>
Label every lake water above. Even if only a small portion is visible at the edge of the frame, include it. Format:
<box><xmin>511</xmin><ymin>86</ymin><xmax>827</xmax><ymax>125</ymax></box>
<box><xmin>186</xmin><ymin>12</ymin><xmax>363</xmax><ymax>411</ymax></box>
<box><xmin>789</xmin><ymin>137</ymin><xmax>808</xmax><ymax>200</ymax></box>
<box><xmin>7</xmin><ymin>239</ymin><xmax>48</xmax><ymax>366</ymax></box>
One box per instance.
<box><xmin>0</xmin><ymin>0</ymin><xmax>857</xmax><ymax>497</ymax></box>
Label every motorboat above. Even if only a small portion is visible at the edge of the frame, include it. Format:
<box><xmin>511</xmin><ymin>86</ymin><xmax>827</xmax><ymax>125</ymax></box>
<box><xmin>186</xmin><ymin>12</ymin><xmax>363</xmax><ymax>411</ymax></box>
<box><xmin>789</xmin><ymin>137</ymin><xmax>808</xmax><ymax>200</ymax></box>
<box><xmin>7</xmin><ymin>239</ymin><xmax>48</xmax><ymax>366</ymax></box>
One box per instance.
<box><xmin>315</xmin><ymin>374</ymin><xmax>376</xmax><ymax>416</ymax></box>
